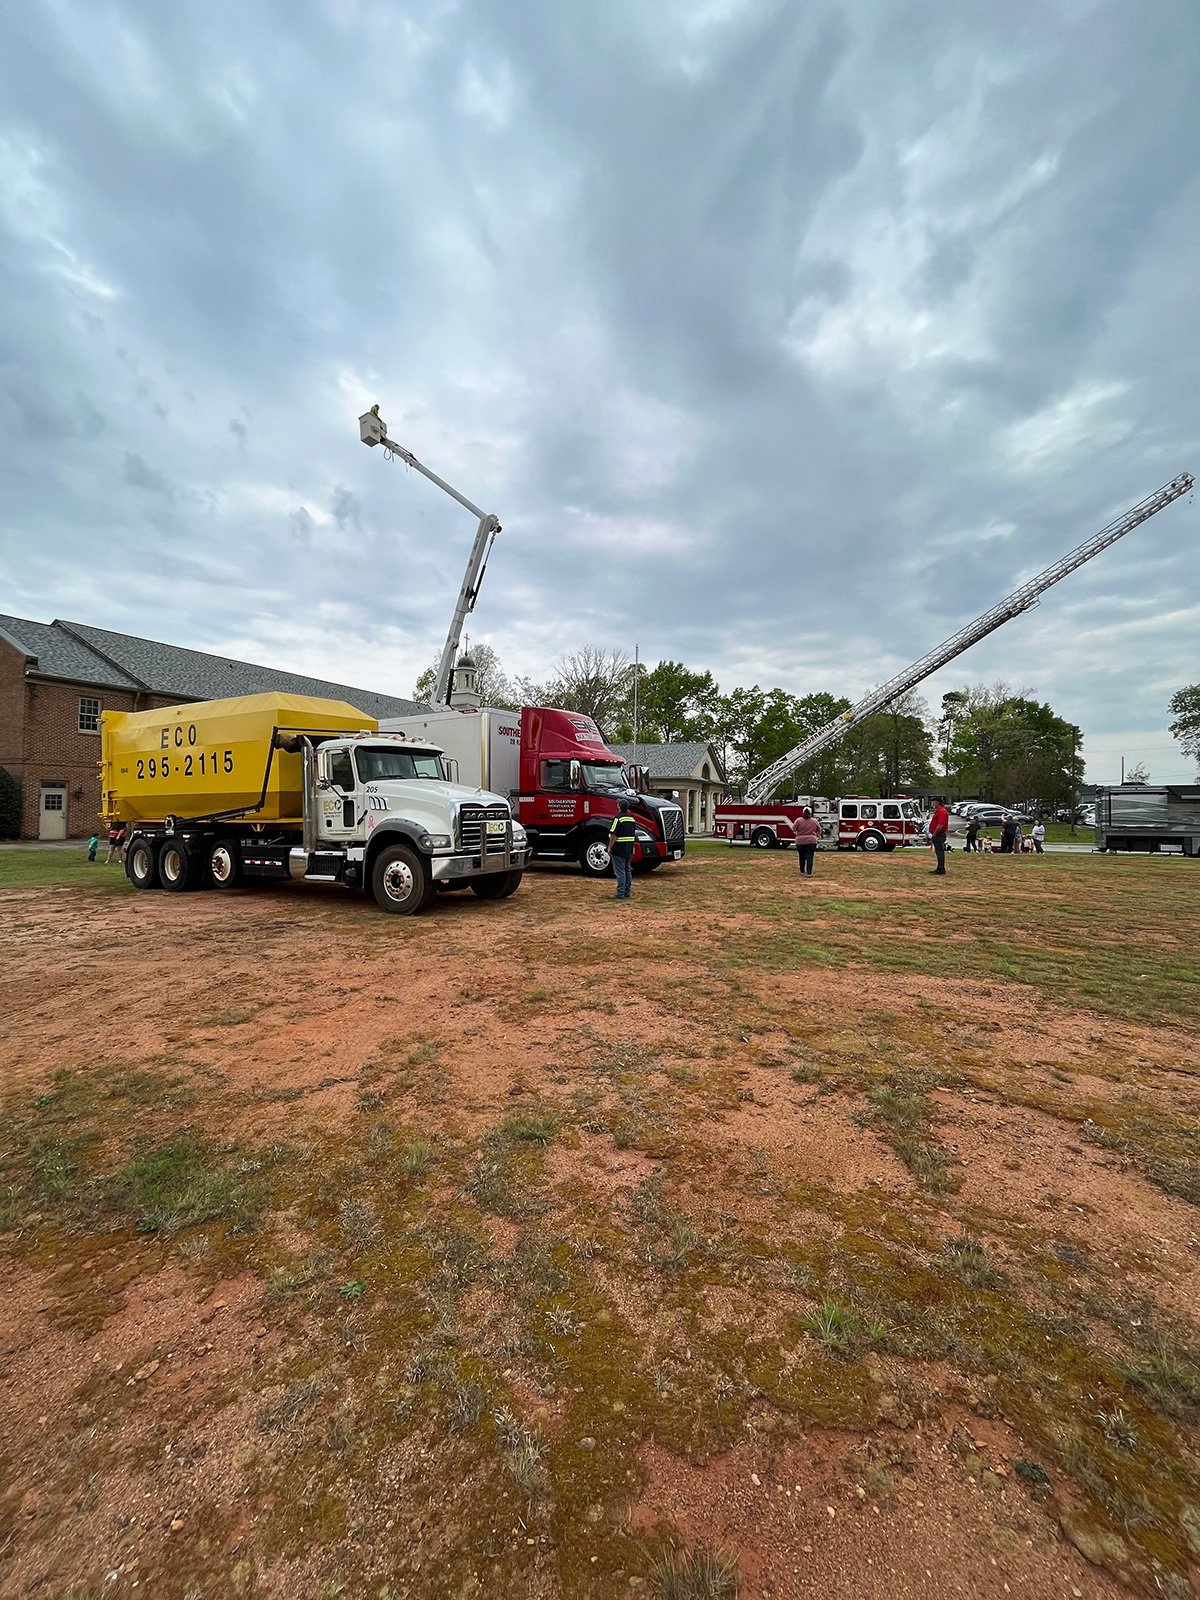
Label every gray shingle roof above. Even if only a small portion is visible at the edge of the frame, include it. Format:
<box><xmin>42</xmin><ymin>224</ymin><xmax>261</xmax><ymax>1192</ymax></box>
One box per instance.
<box><xmin>0</xmin><ymin>614</ymin><xmax>424</xmax><ymax>718</ymax></box>
<box><xmin>608</xmin><ymin>742</ymin><xmax>726</xmax><ymax>783</ymax></box>
<box><xmin>0</xmin><ymin>614</ymin><xmax>140</xmax><ymax>689</ymax></box>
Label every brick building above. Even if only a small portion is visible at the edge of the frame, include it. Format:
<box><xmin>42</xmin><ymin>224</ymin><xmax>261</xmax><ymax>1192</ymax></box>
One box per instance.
<box><xmin>0</xmin><ymin>616</ymin><xmax>422</xmax><ymax>839</ymax></box>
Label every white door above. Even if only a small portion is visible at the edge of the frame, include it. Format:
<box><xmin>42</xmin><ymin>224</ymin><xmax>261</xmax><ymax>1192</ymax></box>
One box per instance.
<box><xmin>39</xmin><ymin>784</ymin><xmax>67</xmax><ymax>840</ymax></box>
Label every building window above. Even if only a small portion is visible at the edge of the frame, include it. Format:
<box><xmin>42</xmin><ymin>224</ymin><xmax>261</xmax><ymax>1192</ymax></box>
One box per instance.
<box><xmin>43</xmin><ymin>791</ymin><xmax>64</xmax><ymax>811</ymax></box>
<box><xmin>702</xmin><ymin>763</ymin><xmax>710</xmax><ymax>780</ymax></box>
<box><xmin>78</xmin><ymin>696</ymin><xmax>101</xmax><ymax>733</ymax></box>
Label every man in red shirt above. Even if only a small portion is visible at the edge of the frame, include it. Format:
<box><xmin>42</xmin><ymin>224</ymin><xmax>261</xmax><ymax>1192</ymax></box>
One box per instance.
<box><xmin>928</xmin><ymin>801</ymin><xmax>949</xmax><ymax>876</ymax></box>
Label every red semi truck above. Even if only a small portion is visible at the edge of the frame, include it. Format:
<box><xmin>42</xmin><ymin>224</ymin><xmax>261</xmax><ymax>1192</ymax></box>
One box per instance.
<box><xmin>381</xmin><ymin>705</ymin><xmax>686</xmax><ymax>877</ymax></box>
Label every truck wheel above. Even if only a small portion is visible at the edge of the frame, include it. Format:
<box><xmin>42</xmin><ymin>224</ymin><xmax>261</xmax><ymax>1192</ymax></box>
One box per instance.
<box><xmin>208</xmin><ymin>838</ymin><xmax>242</xmax><ymax>889</ymax></box>
<box><xmin>158</xmin><ymin>839</ymin><xmax>201</xmax><ymax>892</ymax></box>
<box><xmin>579</xmin><ymin>834</ymin><xmax>614</xmax><ymax>878</ymax></box>
<box><xmin>857</xmin><ymin>830</ymin><xmax>886</xmax><ymax>853</ymax></box>
<box><xmin>371</xmin><ymin>843</ymin><xmax>433</xmax><ymax>915</ymax></box>
<box><xmin>751</xmin><ymin>828</ymin><xmax>776</xmax><ymax>849</ymax></box>
<box><xmin>127</xmin><ymin>835</ymin><xmax>160</xmax><ymax>891</ymax></box>
<box><xmin>471</xmin><ymin>870</ymin><xmax>523</xmax><ymax>899</ymax></box>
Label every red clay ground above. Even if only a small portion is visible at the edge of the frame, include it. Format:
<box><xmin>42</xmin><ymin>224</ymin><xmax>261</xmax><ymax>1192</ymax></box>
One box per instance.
<box><xmin>1</xmin><ymin>845</ymin><xmax>1198</xmax><ymax>1600</ymax></box>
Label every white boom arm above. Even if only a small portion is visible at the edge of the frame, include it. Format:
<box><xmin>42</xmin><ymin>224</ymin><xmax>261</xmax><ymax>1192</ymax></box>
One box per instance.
<box><xmin>746</xmin><ymin>473</ymin><xmax>1193</xmax><ymax>804</ymax></box>
<box><xmin>360</xmin><ymin>406</ymin><xmax>501</xmax><ymax>706</ymax></box>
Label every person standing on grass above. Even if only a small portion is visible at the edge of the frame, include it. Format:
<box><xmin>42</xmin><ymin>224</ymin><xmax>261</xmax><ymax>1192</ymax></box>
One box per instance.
<box><xmin>964</xmin><ymin>814</ymin><xmax>981</xmax><ymax>853</ymax></box>
<box><xmin>87</xmin><ymin>832</ymin><xmax>100</xmax><ymax>863</ymax></box>
<box><xmin>792</xmin><ymin>805</ymin><xmax>820</xmax><ymax>877</ymax></box>
<box><xmin>1000</xmin><ymin>814</ymin><xmax>1017</xmax><ymax>853</ymax></box>
<box><xmin>105</xmin><ymin>821</ymin><xmax>126</xmax><ymax>865</ymax></box>
<box><xmin>607</xmin><ymin>801</ymin><xmax>637</xmax><ymax>900</ymax></box>
<box><xmin>1032</xmin><ymin>821</ymin><xmax>1045</xmax><ymax>854</ymax></box>
<box><xmin>928</xmin><ymin>800</ymin><xmax>949</xmax><ymax>875</ymax></box>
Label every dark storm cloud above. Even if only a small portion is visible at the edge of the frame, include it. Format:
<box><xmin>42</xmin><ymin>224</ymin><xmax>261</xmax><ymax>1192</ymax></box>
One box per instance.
<box><xmin>0</xmin><ymin>0</ymin><xmax>1196</xmax><ymax>780</ymax></box>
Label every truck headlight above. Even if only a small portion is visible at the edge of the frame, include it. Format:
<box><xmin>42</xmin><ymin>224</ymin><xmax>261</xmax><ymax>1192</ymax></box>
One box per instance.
<box><xmin>511</xmin><ymin>823</ymin><xmax>527</xmax><ymax>846</ymax></box>
<box><xmin>419</xmin><ymin>833</ymin><xmax>452</xmax><ymax>850</ymax></box>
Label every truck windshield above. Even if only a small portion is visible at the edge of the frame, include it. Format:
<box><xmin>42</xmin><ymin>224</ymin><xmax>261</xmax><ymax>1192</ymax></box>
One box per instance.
<box><xmin>580</xmin><ymin>762</ymin><xmax>631</xmax><ymax>791</ymax></box>
<box><xmin>355</xmin><ymin>748</ymin><xmax>443</xmax><ymax>782</ymax></box>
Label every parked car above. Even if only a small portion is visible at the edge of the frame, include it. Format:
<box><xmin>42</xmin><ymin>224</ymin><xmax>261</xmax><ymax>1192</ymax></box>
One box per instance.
<box><xmin>967</xmin><ymin>806</ymin><xmax>1033</xmax><ymax>826</ymax></box>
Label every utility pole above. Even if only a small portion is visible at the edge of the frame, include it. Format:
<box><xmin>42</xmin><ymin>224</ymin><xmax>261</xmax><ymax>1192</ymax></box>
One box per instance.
<box><xmin>1070</xmin><ymin>725</ymin><xmax>1080</xmax><ymax>837</ymax></box>
<box><xmin>1120</xmin><ymin>755</ymin><xmax>1125</xmax><ymax>786</ymax></box>
<box><xmin>359</xmin><ymin>405</ymin><xmax>500</xmax><ymax>707</ymax></box>
<box><xmin>632</xmin><ymin>645</ymin><xmax>639</xmax><ymax>780</ymax></box>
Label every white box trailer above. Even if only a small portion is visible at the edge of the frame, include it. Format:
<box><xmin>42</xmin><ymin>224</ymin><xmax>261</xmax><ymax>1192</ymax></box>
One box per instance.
<box><xmin>378</xmin><ymin>706</ymin><xmax>522</xmax><ymax>799</ymax></box>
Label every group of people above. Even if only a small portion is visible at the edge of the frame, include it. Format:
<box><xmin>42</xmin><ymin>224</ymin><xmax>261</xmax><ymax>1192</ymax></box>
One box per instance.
<box><xmin>963</xmin><ymin>814</ymin><xmax>1045</xmax><ymax>854</ymax></box>
<box><xmin>87</xmin><ymin>822</ymin><xmax>127</xmax><ymax>864</ymax></box>
<box><xmin>786</xmin><ymin>802</ymin><xmax>1046</xmax><ymax>881</ymax></box>
<box><xmin>604</xmin><ymin>796</ymin><xmax>1045</xmax><ymax>898</ymax></box>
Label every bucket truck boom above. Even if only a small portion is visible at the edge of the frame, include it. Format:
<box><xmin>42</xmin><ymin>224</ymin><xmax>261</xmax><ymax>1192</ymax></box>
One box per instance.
<box><xmin>360</xmin><ymin>405</ymin><xmax>500</xmax><ymax>706</ymax></box>
<box><xmin>745</xmin><ymin>473</ymin><xmax>1193</xmax><ymax>804</ymax></box>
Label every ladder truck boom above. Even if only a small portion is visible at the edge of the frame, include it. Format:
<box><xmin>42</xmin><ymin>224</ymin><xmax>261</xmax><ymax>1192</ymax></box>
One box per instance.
<box><xmin>360</xmin><ymin>405</ymin><xmax>501</xmax><ymax>706</ymax></box>
<box><xmin>745</xmin><ymin>473</ymin><xmax>1193</xmax><ymax>805</ymax></box>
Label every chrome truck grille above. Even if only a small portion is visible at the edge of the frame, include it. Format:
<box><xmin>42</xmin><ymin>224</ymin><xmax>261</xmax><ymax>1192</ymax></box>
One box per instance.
<box><xmin>458</xmin><ymin>803</ymin><xmax>510</xmax><ymax>854</ymax></box>
<box><xmin>661</xmin><ymin>806</ymin><xmax>685</xmax><ymax>845</ymax></box>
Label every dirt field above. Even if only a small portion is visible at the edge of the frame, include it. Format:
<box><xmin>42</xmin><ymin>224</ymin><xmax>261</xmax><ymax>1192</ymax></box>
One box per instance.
<box><xmin>1</xmin><ymin>843</ymin><xmax>1198</xmax><ymax>1600</ymax></box>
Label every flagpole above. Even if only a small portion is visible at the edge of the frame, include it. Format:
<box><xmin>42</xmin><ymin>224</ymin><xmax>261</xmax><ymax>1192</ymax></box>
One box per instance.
<box><xmin>633</xmin><ymin>644</ymin><xmax>639</xmax><ymax>783</ymax></box>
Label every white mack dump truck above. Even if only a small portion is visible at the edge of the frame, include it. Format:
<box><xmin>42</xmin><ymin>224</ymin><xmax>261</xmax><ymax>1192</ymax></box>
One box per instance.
<box><xmin>102</xmin><ymin>693</ymin><xmax>529</xmax><ymax>916</ymax></box>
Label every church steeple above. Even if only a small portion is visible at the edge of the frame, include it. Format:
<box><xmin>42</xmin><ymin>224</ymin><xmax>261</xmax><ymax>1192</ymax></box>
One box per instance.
<box><xmin>450</xmin><ymin>638</ymin><xmax>481</xmax><ymax>708</ymax></box>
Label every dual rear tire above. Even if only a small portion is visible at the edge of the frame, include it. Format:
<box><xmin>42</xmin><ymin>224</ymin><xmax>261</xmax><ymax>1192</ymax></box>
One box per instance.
<box><xmin>127</xmin><ymin>834</ymin><xmax>241</xmax><ymax>892</ymax></box>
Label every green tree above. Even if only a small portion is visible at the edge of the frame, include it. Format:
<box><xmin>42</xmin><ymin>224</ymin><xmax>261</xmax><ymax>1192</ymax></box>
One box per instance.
<box><xmin>413</xmin><ymin>642</ymin><xmax>518</xmax><ymax>708</ymax></box>
<box><xmin>786</xmin><ymin>693</ymin><xmax>933</xmax><ymax>799</ymax></box>
<box><xmin>0</xmin><ymin>766</ymin><xmax>21</xmax><ymax>838</ymax></box>
<box><xmin>633</xmin><ymin>660</ymin><xmax>720</xmax><ymax>743</ymax></box>
<box><xmin>1168</xmin><ymin>685</ymin><xmax>1200</xmax><ymax>771</ymax></box>
<box><xmin>942</xmin><ymin>683</ymin><xmax>1081</xmax><ymax>809</ymax></box>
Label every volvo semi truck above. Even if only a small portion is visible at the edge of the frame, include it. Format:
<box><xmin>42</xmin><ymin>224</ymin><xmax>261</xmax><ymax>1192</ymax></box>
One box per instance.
<box><xmin>379</xmin><ymin>705</ymin><xmax>686</xmax><ymax>876</ymax></box>
<box><xmin>100</xmin><ymin>692</ymin><xmax>528</xmax><ymax>915</ymax></box>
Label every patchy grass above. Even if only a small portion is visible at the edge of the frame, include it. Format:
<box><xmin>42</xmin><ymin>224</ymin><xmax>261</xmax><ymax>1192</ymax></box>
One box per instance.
<box><xmin>650</xmin><ymin>1545</ymin><xmax>740</xmax><ymax>1599</ymax></box>
<box><xmin>5</xmin><ymin>847</ymin><xmax>1200</xmax><ymax>1598</ymax></box>
<box><xmin>801</xmin><ymin>1297</ymin><xmax>890</xmax><ymax>1359</ymax></box>
<box><xmin>0</xmin><ymin>847</ymin><xmax>133</xmax><ymax>891</ymax></box>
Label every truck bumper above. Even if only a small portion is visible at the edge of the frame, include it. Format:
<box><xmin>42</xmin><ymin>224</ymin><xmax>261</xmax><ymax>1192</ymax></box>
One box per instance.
<box><xmin>431</xmin><ymin>849</ymin><xmax>530</xmax><ymax>881</ymax></box>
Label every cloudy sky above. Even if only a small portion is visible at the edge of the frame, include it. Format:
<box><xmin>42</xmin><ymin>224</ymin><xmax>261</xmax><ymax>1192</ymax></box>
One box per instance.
<box><xmin>1</xmin><ymin>0</ymin><xmax>1197</xmax><ymax>781</ymax></box>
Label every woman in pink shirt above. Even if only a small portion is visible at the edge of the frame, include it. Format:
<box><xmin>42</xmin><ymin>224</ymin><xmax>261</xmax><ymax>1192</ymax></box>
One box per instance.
<box><xmin>792</xmin><ymin>807</ymin><xmax>821</xmax><ymax>876</ymax></box>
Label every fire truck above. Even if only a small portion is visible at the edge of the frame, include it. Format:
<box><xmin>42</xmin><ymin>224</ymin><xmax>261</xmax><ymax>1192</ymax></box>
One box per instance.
<box><xmin>714</xmin><ymin>795</ymin><xmax>927</xmax><ymax>852</ymax></box>
<box><xmin>713</xmin><ymin>474</ymin><xmax>1191</xmax><ymax>851</ymax></box>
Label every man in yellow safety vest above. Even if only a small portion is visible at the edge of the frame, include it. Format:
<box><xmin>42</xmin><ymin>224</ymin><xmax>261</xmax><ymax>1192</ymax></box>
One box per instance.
<box><xmin>608</xmin><ymin>803</ymin><xmax>637</xmax><ymax>899</ymax></box>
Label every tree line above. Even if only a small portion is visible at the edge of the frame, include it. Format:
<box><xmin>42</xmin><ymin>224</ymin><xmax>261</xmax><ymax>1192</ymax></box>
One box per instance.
<box><xmin>414</xmin><ymin>647</ymin><xmax>1199</xmax><ymax>810</ymax></box>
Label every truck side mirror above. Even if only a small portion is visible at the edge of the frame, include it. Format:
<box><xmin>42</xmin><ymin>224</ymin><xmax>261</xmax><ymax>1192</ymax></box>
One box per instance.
<box><xmin>315</xmin><ymin>749</ymin><xmax>332</xmax><ymax>789</ymax></box>
<box><xmin>443</xmin><ymin>757</ymin><xmax>459</xmax><ymax>783</ymax></box>
<box><xmin>569</xmin><ymin>760</ymin><xmax>581</xmax><ymax>789</ymax></box>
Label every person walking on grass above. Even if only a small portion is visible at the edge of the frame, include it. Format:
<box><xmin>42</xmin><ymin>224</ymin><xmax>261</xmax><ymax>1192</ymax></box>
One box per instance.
<box><xmin>104</xmin><ymin>822</ymin><xmax>126</xmax><ymax>865</ymax></box>
<box><xmin>1032</xmin><ymin>820</ymin><xmax>1045</xmax><ymax>854</ymax></box>
<box><xmin>928</xmin><ymin>800</ymin><xmax>949</xmax><ymax>875</ymax></box>
<box><xmin>87</xmin><ymin>832</ymin><xmax>100</xmax><ymax>863</ymax></box>
<box><xmin>792</xmin><ymin>805</ymin><xmax>820</xmax><ymax>877</ymax></box>
<box><xmin>607</xmin><ymin>801</ymin><xmax>637</xmax><ymax>900</ymax></box>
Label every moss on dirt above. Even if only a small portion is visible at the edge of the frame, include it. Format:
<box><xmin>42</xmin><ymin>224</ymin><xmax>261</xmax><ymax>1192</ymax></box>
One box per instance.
<box><xmin>4</xmin><ymin>850</ymin><xmax>1200</xmax><ymax>1596</ymax></box>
